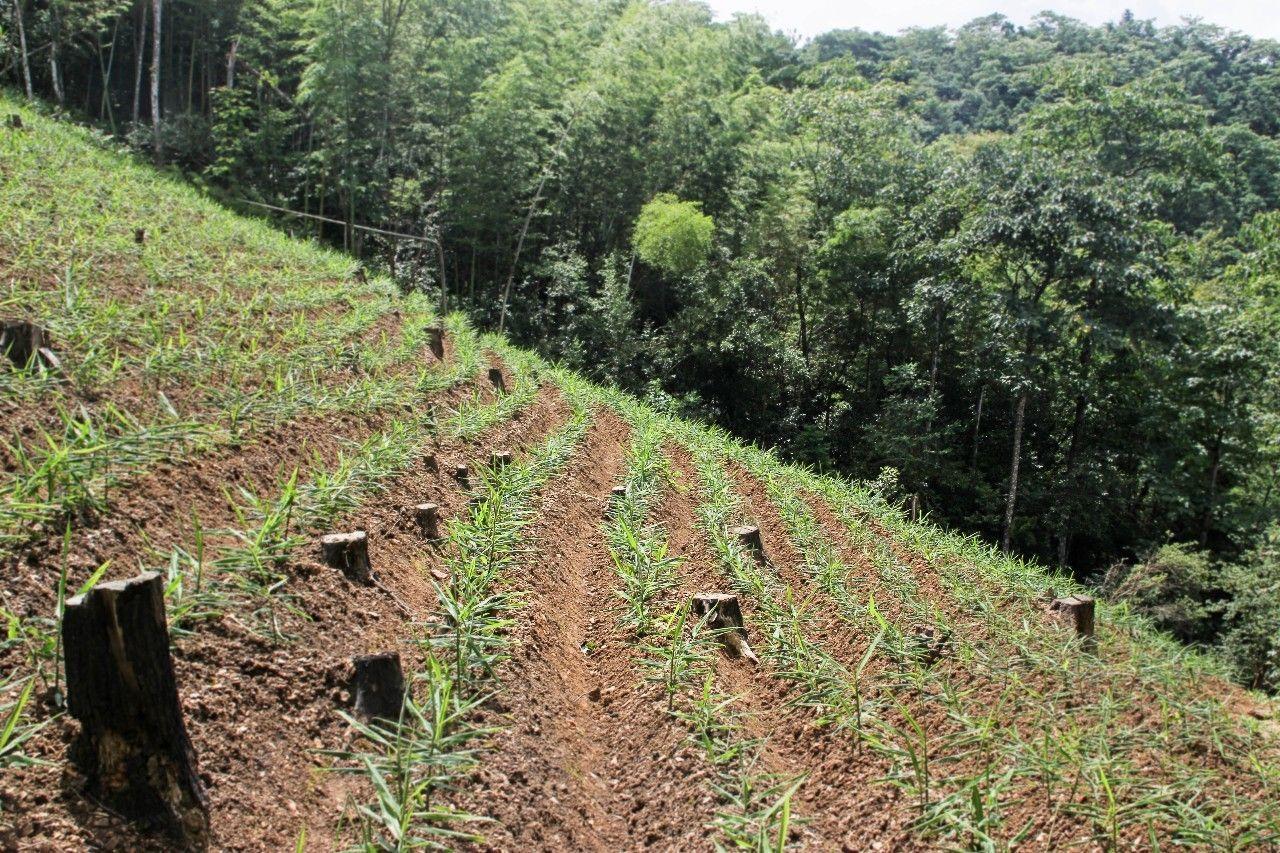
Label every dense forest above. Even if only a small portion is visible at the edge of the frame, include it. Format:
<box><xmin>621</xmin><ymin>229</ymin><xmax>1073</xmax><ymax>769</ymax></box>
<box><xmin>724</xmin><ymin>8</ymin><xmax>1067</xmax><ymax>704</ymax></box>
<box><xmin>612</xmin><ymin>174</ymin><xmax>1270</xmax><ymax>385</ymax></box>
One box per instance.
<box><xmin>3</xmin><ymin>1</ymin><xmax>1278</xmax><ymax>689</ymax></box>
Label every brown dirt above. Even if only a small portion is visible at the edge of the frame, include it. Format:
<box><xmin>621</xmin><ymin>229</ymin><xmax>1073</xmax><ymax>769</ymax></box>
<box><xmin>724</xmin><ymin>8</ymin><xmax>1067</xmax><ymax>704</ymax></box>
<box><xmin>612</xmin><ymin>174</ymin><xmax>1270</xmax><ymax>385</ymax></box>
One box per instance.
<box><xmin>0</xmin><ymin>358</ymin><xmax>570</xmax><ymax>850</ymax></box>
<box><xmin>455</xmin><ymin>407</ymin><xmax>719</xmax><ymax>851</ymax></box>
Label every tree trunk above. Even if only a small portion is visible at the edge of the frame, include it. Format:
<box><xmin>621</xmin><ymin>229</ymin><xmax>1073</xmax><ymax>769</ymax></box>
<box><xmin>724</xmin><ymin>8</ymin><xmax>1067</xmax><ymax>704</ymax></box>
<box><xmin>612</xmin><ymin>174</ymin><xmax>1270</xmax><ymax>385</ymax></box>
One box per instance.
<box><xmin>132</xmin><ymin>0</ymin><xmax>147</xmax><ymax>124</ymax></box>
<box><xmin>150</xmin><ymin>0</ymin><xmax>163</xmax><ymax>163</ymax></box>
<box><xmin>49</xmin><ymin>3</ymin><xmax>65</xmax><ymax>105</ymax></box>
<box><xmin>1002</xmin><ymin>389</ymin><xmax>1027</xmax><ymax>553</ymax></box>
<box><xmin>1199</xmin><ymin>428</ymin><xmax>1224</xmax><ymax>547</ymax></box>
<box><xmin>14</xmin><ymin>0</ymin><xmax>33</xmax><ymax>100</ymax></box>
<box><xmin>63</xmin><ymin>573</ymin><xmax>210</xmax><ymax>850</ymax></box>
<box><xmin>225</xmin><ymin>36</ymin><xmax>238</xmax><ymax>88</ymax></box>
<box><xmin>795</xmin><ymin>263</ymin><xmax>810</xmax><ymax>368</ymax></box>
<box><xmin>970</xmin><ymin>383</ymin><xmax>986</xmax><ymax>471</ymax></box>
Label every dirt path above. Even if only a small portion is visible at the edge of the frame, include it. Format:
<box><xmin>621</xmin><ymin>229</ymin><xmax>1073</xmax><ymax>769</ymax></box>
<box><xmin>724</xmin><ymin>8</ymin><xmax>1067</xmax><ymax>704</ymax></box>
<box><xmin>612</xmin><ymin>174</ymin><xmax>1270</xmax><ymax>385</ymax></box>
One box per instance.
<box><xmin>459</xmin><ymin>407</ymin><xmax>718</xmax><ymax>851</ymax></box>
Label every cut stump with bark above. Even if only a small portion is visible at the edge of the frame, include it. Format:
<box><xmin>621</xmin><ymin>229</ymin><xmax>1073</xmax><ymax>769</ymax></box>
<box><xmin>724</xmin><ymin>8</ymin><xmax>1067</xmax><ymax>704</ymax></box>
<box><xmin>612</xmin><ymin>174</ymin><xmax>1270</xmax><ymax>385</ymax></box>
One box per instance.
<box><xmin>454</xmin><ymin>464</ymin><xmax>470</xmax><ymax>489</ymax></box>
<box><xmin>732</xmin><ymin>525</ymin><xmax>764</xmax><ymax>557</ymax></box>
<box><xmin>488</xmin><ymin>367</ymin><xmax>506</xmax><ymax>394</ymax></box>
<box><xmin>135</xmin><ymin>227</ymin><xmax>146</xmax><ymax>245</ymax></box>
<box><xmin>1</xmin><ymin>319</ymin><xmax>56</xmax><ymax>370</ymax></box>
<box><xmin>321</xmin><ymin>531</ymin><xmax>372</xmax><ymax>584</ymax></box>
<box><xmin>425</xmin><ymin>325</ymin><xmax>445</xmax><ymax>360</ymax></box>
<box><xmin>1048</xmin><ymin>594</ymin><xmax>1096</xmax><ymax>648</ymax></box>
<box><xmin>6</xmin><ymin>114</ymin><xmax>21</xmax><ymax>129</ymax></box>
<box><xmin>351</xmin><ymin>652</ymin><xmax>406</xmax><ymax>722</ymax></box>
<box><xmin>423</xmin><ymin>453</ymin><xmax>438</xmax><ymax>473</ymax></box>
<box><xmin>62</xmin><ymin>573</ymin><xmax>210</xmax><ymax>851</ymax></box>
<box><xmin>692</xmin><ymin>592</ymin><xmax>759</xmax><ymax>663</ymax></box>
<box><xmin>415</xmin><ymin>503</ymin><xmax>441</xmax><ymax>539</ymax></box>
<box><xmin>489</xmin><ymin>450</ymin><xmax>513</xmax><ymax>469</ymax></box>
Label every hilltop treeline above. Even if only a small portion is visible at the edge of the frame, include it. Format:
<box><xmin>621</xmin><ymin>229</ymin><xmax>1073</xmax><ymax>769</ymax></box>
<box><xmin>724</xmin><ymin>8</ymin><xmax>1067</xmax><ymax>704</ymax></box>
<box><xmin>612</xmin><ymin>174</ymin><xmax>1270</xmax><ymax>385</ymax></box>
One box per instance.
<box><xmin>3</xmin><ymin>2</ymin><xmax>1278</xmax><ymax>687</ymax></box>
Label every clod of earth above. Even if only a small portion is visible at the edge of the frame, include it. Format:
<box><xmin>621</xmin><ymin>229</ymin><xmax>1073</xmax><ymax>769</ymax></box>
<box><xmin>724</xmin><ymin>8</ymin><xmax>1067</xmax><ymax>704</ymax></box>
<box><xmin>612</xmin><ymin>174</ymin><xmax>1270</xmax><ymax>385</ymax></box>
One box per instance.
<box><xmin>692</xmin><ymin>592</ymin><xmax>759</xmax><ymax>663</ymax></box>
<box><xmin>425</xmin><ymin>325</ymin><xmax>444</xmax><ymax>359</ymax></box>
<box><xmin>1048</xmin><ymin>594</ymin><xmax>1097</xmax><ymax>648</ymax></box>
<box><xmin>732</xmin><ymin>524</ymin><xmax>764</xmax><ymax>557</ymax></box>
<box><xmin>415</xmin><ymin>502</ymin><xmax>441</xmax><ymax>539</ymax></box>
<box><xmin>320</xmin><ymin>531</ymin><xmax>373</xmax><ymax>585</ymax></box>
<box><xmin>62</xmin><ymin>572</ymin><xmax>210</xmax><ymax>851</ymax></box>
<box><xmin>350</xmin><ymin>652</ymin><xmax>406</xmax><ymax>722</ymax></box>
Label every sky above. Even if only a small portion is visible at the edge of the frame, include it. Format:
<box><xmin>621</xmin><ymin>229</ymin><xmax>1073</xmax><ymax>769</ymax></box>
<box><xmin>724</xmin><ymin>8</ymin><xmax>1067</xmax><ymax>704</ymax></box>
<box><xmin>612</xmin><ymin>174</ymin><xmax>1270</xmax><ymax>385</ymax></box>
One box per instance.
<box><xmin>702</xmin><ymin>0</ymin><xmax>1280</xmax><ymax>41</ymax></box>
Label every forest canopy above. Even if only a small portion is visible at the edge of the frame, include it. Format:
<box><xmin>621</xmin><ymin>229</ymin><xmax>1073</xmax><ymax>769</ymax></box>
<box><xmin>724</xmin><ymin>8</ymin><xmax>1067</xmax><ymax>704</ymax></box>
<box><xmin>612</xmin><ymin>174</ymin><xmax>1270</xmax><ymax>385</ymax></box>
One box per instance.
<box><xmin>3</xmin><ymin>1</ymin><xmax>1278</xmax><ymax>690</ymax></box>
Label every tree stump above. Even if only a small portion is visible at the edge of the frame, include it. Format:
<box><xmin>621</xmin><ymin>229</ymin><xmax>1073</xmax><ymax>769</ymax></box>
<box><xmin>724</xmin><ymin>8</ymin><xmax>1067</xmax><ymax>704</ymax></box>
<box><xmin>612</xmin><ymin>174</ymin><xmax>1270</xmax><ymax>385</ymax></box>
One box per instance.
<box><xmin>6</xmin><ymin>114</ymin><xmax>21</xmax><ymax>129</ymax></box>
<box><xmin>62</xmin><ymin>573</ymin><xmax>210</xmax><ymax>850</ymax></box>
<box><xmin>488</xmin><ymin>367</ymin><xmax>506</xmax><ymax>394</ymax></box>
<box><xmin>350</xmin><ymin>652</ymin><xmax>405</xmax><ymax>722</ymax></box>
<box><xmin>1048</xmin><ymin>594</ymin><xmax>1096</xmax><ymax>648</ymax></box>
<box><xmin>454</xmin><ymin>464</ymin><xmax>470</xmax><ymax>488</ymax></box>
<box><xmin>415</xmin><ymin>503</ymin><xmax>441</xmax><ymax>539</ymax></box>
<box><xmin>425</xmin><ymin>326</ymin><xmax>445</xmax><ymax>360</ymax></box>
<box><xmin>732</xmin><ymin>525</ymin><xmax>764</xmax><ymax>557</ymax></box>
<box><xmin>423</xmin><ymin>452</ymin><xmax>438</xmax><ymax>473</ymax></box>
<box><xmin>321</xmin><ymin>531</ymin><xmax>372</xmax><ymax>584</ymax></box>
<box><xmin>611</xmin><ymin>485</ymin><xmax>627</xmax><ymax>500</ymax></box>
<box><xmin>1</xmin><ymin>319</ymin><xmax>51</xmax><ymax>369</ymax></box>
<box><xmin>692</xmin><ymin>592</ymin><xmax>758</xmax><ymax>663</ymax></box>
<box><xmin>910</xmin><ymin>624</ymin><xmax>951</xmax><ymax>667</ymax></box>
<box><xmin>489</xmin><ymin>450</ymin><xmax>513</xmax><ymax>469</ymax></box>
<box><xmin>135</xmin><ymin>227</ymin><xmax>146</xmax><ymax>245</ymax></box>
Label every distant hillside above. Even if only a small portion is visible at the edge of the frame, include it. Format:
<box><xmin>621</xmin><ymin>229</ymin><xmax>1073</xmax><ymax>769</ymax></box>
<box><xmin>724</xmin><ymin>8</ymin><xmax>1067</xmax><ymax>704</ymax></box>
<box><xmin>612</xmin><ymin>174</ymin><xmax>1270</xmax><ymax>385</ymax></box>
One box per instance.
<box><xmin>1</xmin><ymin>97</ymin><xmax>1277</xmax><ymax>851</ymax></box>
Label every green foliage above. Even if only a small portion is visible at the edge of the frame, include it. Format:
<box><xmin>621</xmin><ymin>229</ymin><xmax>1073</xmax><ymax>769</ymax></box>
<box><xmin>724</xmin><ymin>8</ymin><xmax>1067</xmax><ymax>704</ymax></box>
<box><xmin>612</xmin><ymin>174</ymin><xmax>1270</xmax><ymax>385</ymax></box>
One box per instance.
<box><xmin>633</xmin><ymin>193</ymin><xmax>715</xmax><ymax>277</ymax></box>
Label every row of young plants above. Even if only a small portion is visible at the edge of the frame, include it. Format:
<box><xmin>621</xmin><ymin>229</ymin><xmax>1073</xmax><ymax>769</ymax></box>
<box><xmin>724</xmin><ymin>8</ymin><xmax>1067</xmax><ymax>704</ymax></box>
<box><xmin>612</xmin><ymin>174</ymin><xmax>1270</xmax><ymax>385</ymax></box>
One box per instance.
<box><xmin>0</xmin><ymin>309</ymin><xmax>487</xmax><ymax>557</ymax></box>
<box><xmin>335</xmin><ymin>378</ymin><xmax>592</xmax><ymax>850</ymax></box>
<box><xmin>727</xmin><ymin>436</ymin><xmax>1280</xmax><ymax>848</ymax></box>
<box><xmin>544</xmin><ymin>381</ymin><xmax>800</xmax><ymax>850</ymax></box>
<box><xmin>0</xmin><ymin>325</ymin><xmax>529</xmax><ymax>788</ymax></box>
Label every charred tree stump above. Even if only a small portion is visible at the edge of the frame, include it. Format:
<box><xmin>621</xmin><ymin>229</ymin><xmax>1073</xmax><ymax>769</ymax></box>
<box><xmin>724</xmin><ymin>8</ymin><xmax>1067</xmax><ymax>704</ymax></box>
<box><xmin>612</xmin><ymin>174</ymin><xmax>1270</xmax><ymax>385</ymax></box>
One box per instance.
<box><xmin>425</xmin><ymin>325</ymin><xmax>445</xmax><ymax>360</ymax></box>
<box><xmin>732</xmin><ymin>525</ymin><xmax>764</xmax><ymax>558</ymax></box>
<box><xmin>321</xmin><ymin>531</ymin><xmax>372</xmax><ymax>584</ymax></box>
<box><xmin>423</xmin><ymin>452</ymin><xmax>438</xmax><ymax>473</ymax></box>
<box><xmin>135</xmin><ymin>227</ymin><xmax>147</xmax><ymax>245</ymax></box>
<box><xmin>415</xmin><ymin>503</ymin><xmax>441</xmax><ymax>539</ymax></box>
<box><xmin>1048</xmin><ymin>594</ymin><xmax>1096</xmax><ymax>649</ymax></box>
<box><xmin>350</xmin><ymin>652</ymin><xmax>406</xmax><ymax>722</ymax></box>
<box><xmin>692</xmin><ymin>592</ymin><xmax>758</xmax><ymax>663</ymax></box>
<box><xmin>489</xmin><ymin>450</ymin><xmax>513</xmax><ymax>469</ymax></box>
<box><xmin>1</xmin><ymin>319</ymin><xmax>54</xmax><ymax>370</ymax></box>
<box><xmin>488</xmin><ymin>367</ymin><xmax>506</xmax><ymax>394</ymax></box>
<box><xmin>62</xmin><ymin>573</ymin><xmax>210</xmax><ymax>850</ymax></box>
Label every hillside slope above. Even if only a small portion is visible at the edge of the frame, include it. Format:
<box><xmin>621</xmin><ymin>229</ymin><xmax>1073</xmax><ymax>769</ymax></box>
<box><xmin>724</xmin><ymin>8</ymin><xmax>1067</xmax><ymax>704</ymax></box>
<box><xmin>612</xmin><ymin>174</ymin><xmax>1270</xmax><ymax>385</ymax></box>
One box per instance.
<box><xmin>1</xmin><ymin>98</ymin><xmax>1278</xmax><ymax>851</ymax></box>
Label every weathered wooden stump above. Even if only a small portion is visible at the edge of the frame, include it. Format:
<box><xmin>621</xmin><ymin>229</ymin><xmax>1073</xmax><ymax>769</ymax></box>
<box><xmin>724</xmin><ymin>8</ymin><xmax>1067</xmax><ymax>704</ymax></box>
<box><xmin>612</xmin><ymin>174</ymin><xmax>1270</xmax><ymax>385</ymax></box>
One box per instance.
<box><xmin>423</xmin><ymin>452</ymin><xmax>438</xmax><ymax>473</ymax></box>
<box><xmin>692</xmin><ymin>592</ymin><xmax>758</xmax><ymax>663</ymax></box>
<box><xmin>6</xmin><ymin>114</ymin><xmax>22</xmax><ymax>129</ymax></box>
<box><xmin>62</xmin><ymin>573</ymin><xmax>210</xmax><ymax>850</ymax></box>
<box><xmin>321</xmin><ymin>531</ymin><xmax>372</xmax><ymax>584</ymax></box>
<box><xmin>910</xmin><ymin>624</ymin><xmax>951</xmax><ymax>667</ymax></box>
<box><xmin>425</xmin><ymin>325</ymin><xmax>445</xmax><ymax>360</ymax></box>
<box><xmin>350</xmin><ymin>652</ymin><xmax>405</xmax><ymax>722</ymax></box>
<box><xmin>1</xmin><ymin>319</ymin><xmax>53</xmax><ymax>369</ymax></box>
<box><xmin>488</xmin><ymin>367</ymin><xmax>506</xmax><ymax>394</ymax></box>
<box><xmin>611</xmin><ymin>485</ymin><xmax>627</xmax><ymax>500</ymax></box>
<box><xmin>454</xmin><ymin>464</ymin><xmax>470</xmax><ymax>488</ymax></box>
<box><xmin>489</xmin><ymin>450</ymin><xmax>513</xmax><ymax>469</ymax></box>
<box><xmin>415</xmin><ymin>503</ymin><xmax>441</xmax><ymax>539</ymax></box>
<box><xmin>732</xmin><ymin>525</ymin><xmax>764</xmax><ymax>557</ymax></box>
<box><xmin>1048</xmin><ymin>594</ymin><xmax>1096</xmax><ymax>648</ymax></box>
<box><xmin>134</xmin><ymin>227</ymin><xmax>146</xmax><ymax>245</ymax></box>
